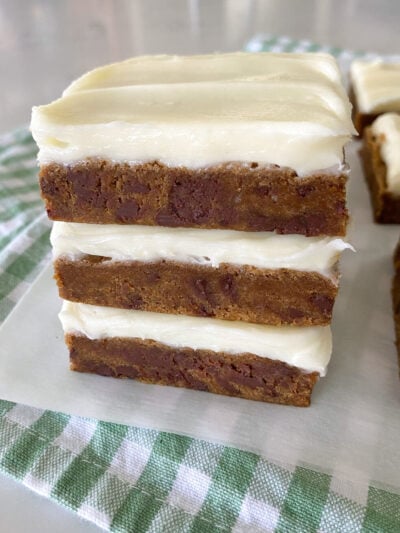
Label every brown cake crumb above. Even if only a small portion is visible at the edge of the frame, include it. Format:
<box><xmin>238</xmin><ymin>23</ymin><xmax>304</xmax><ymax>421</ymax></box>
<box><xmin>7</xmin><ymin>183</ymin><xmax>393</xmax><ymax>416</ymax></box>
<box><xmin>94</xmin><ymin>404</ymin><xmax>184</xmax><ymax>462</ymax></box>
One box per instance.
<box><xmin>39</xmin><ymin>159</ymin><xmax>348</xmax><ymax>236</ymax></box>
<box><xmin>54</xmin><ymin>257</ymin><xmax>338</xmax><ymax>327</ymax></box>
<box><xmin>67</xmin><ymin>334</ymin><xmax>319</xmax><ymax>407</ymax></box>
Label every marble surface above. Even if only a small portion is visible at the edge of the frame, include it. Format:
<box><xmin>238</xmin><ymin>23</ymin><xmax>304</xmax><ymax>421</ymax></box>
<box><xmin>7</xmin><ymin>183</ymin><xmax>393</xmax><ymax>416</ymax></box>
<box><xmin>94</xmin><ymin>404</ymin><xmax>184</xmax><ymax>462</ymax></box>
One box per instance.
<box><xmin>1</xmin><ymin>0</ymin><xmax>399</xmax><ymax>531</ymax></box>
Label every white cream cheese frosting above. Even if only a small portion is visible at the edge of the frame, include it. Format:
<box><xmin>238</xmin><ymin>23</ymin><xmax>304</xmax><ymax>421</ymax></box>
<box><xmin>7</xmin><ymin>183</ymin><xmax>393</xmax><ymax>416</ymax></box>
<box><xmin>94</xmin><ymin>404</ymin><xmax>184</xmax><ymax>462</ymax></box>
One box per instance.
<box><xmin>371</xmin><ymin>113</ymin><xmax>400</xmax><ymax>195</ymax></box>
<box><xmin>60</xmin><ymin>301</ymin><xmax>332</xmax><ymax>375</ymax></box>
<box><xmin>51</xmin><ymin>222</ymin><xmax>352</xmax><ymax>275</ymax></box>
<box><xmin>31</xmin><ymin>52</ymin><xmax>355</xmax><ymax>176</ymax></box>
<box><xmin>351</xmin><ymin>60</ymin><xmax>400</xmax><ymax>114</ymax></box>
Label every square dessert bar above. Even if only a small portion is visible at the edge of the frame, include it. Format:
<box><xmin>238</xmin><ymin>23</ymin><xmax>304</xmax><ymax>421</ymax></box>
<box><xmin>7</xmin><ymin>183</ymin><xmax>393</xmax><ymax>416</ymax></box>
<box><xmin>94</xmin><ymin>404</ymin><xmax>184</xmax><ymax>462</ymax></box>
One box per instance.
<box><xmin>60</xmin><ymin>301</ymin><xmax>330</xmax><ymax>407</ymax></box>
<box><xmin>31</xmin><ymin>52</ymin><xmax>354</xmax><ymax>406</ymax></box>
<box><xmin>33</xmin><ymin>53</ymin><xmax>354</xmax><ymax>237</ymax></box>
<box><xmin>350</xmin><ymin>60</ymin><xmax>400</xmax><ymax>134</ymax></box>
<box><xmin>360</xmin><ymin>113</ymin><xmax>400</xmax><ymax>223</ymax></box>
<box><xmin>51</xmin><ymin>222</ymin><xmax>351</xmax><ymax>327</ymax></box>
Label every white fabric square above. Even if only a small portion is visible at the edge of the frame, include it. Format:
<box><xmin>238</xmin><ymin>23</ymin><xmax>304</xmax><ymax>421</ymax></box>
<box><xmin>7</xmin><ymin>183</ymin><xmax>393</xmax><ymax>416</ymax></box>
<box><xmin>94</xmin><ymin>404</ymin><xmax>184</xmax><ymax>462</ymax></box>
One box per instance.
<box><xmin>6</xmin><ymin>404</ymin><xmax>44</xmax><ymax>427</ymax></box>
<box><xmin>23</xmin><ymin>474</ymin><xmax>52</xmax><ymax>497</ymax></box>
<box><xmin>107</xmin><ymin>438</ymin><xmax>151</xmax><ymax>485</ymax></box>
<box><xmin>7</xmin><ymin>279</ymin><xmax>31</xmax><ymax>303</ymax></box>
<box><xmin>329</xmin><ymin>475</ymin><xmax>369</xmax><ymax>507</ymax></box>
<box><xmin>53</xmin><ymin>418</ymin><xmax>98</xmax><ymax>455</ymax></box>
<box><xmin>233</xmin><ymin>495</ymin><xmax>279</xmax><ymax>533</ymax></box>
<box><xmin>167</xmin><ymin>464</ymin><xmax>211</xmax><ymax>516</ymax></box>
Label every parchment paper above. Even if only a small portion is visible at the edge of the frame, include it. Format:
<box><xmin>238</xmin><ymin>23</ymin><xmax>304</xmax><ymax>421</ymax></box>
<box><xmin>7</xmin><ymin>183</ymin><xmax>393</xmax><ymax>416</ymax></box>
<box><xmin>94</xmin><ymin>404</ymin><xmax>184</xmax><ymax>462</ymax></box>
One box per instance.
<box><xmin>1</xmin><ymin>141</ymin><xmax>399</xmax><ymax>492</ymax></box>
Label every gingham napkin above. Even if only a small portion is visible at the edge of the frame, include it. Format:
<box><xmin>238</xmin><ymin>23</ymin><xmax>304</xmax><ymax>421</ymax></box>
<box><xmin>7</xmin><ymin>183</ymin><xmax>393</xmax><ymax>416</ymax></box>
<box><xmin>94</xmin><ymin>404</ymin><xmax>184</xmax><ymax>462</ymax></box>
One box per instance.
<box><xmin>1</xmin><ymin>37</ymin><xmax>399</xmax><ymax>532</ymax></box>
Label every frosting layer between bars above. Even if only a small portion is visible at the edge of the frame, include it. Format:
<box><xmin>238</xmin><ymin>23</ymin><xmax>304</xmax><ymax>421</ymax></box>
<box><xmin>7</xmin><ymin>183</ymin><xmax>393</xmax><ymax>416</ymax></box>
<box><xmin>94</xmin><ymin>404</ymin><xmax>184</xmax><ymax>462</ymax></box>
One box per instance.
<box><xmin>351</xmin><ymin>60</ymin><xmax>400</xmax><ymax>114</ymax></box>
<box><xmin>60</xmin><ymin>301</ymin><xmax>332</xmax><ymax>375</ymax></box>
<box><xmin>371</xmin><ymin>113</ymin><xmax>400</xmax><ymax>194</ymax></box>
<box><xmin>31</xmin><ymin>52</ymin><xmax>355</xmax><ymax>176</ymax></box>
<box><xmin>51</xmin><ymin>222</ymin><xmax>352</xmax><ymax>276</ymax></box>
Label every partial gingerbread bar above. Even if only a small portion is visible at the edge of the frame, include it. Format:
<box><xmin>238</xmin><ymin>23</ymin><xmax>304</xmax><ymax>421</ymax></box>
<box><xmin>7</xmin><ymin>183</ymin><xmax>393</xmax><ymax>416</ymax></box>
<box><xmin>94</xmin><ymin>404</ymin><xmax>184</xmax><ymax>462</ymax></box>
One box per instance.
<box><xmin>360</xmin><ymin>114</ymin><xmax>400</xmax><ymax>223</ymax></box>
<box><xmin>61</xmin><ymin>302</ymin><xmax>330</xmax><ymax>406</ymax></box>
<box><xmin>51</xmin><ymin>222</ymin><xmax>350</xmax><ymax>326</ymax></box>
<box><xmin>31</xmin><ymin>52</ymin><xmax>355</xmax><ymax>237</ymax></box>
<box><xmin>393</xmin><ymin>241</ymin><xmax>400</xmax><ymax>373</ymax></box>
<box><xmin>350</xmin><ymin>60</ymin><xmax>400</xmax><ymax>134</ymax></box>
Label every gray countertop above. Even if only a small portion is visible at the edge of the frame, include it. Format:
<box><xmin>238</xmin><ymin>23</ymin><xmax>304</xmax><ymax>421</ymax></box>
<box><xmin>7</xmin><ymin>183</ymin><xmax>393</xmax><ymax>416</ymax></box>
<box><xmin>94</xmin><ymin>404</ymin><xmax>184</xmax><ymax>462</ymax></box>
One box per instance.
<box><xmin>1</xmin><ymin>0</ymin><xmax>400</xmax><ymax>134</ymax></box>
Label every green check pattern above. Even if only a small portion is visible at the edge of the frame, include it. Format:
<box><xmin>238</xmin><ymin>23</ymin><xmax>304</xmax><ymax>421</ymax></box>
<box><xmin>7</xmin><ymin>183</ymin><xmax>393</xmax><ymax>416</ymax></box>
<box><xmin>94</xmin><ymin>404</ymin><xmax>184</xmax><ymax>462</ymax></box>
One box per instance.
<box><xmin>0</xmin><ymin>36</ymin><xmax>399</xmax><ymax>532</ymax></box>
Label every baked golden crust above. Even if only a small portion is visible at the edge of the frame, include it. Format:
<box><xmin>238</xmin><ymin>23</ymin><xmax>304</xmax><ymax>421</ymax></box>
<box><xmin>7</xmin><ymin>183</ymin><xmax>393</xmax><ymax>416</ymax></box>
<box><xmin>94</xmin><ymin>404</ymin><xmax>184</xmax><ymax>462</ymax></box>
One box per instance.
<box><xmin>67</xmin><ymin>333</ymin><xmax>319</xmax><ymax>406</ymax></box>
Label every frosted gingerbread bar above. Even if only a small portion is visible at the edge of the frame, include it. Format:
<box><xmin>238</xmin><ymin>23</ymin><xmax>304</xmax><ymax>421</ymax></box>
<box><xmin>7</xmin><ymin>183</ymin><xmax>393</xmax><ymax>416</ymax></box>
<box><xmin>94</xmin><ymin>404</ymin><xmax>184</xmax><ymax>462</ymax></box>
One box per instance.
<box><xmin>393</xmin><ymin>240</ymin><xmax>400</xmax><ymax>373</ymax></box>
<box><xmin>31</xmin><ymin>52</ymin><xmax>355</xmax><ymax>236</ymax></box>
<box><xmin>51</xmin><ymin>222</ymin><xmax>351</xmax><ymax>326</ymax></box>
<box><xmin>350</xmin><ymin>60</ymin><xmax>400</xmax><ymax>134</ymax></box>
<box><xmin>360</xmin><ymin>113</ymin><xmax>400</xmax><ymax>223</ymax></box>
<box><xmin>60</xmin><ymin>301</ymin><xmax>332</xmax><ymax>407</ymax></box>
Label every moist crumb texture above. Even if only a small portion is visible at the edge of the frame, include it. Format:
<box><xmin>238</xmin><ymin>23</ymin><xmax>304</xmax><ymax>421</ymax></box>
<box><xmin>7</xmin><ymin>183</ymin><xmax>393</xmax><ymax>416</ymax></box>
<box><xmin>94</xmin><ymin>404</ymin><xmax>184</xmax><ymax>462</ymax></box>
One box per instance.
<box><xmin>360</xmin><ymin>127</ymin><xmax>400</xmax><ymax>223</ymax></box>
<box><xmin>40</xmin><ymin>160</ymin><xmax>348</xmax><ymax>236</ymax></box>
<box><xmin>54</xmin><ymin>257</ymin><xmax>338</xmax><ymax>326</ymax></box>
<box><xmin>67</xmin><ymin>334</ymin><xmax>319</xmax><ymax>407</ymax></box>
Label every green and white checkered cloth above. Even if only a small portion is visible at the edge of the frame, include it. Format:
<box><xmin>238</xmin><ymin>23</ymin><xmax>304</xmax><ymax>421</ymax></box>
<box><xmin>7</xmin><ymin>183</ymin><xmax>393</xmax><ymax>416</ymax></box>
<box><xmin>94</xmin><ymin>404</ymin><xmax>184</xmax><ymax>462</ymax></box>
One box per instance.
<box><xmin>1</xmin><ymin>36</ymin><xmax>399</xmax><ymax>532</ymax></box>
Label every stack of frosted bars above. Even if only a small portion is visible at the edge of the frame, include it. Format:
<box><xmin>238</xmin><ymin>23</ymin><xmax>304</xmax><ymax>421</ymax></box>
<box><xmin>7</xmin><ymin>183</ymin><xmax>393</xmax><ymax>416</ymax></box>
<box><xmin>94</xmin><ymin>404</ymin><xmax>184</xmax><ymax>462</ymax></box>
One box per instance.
<box><xmin>31</xmin><ymin>52</ymin><xmax>354</xmax><ymax>406</ymax></box>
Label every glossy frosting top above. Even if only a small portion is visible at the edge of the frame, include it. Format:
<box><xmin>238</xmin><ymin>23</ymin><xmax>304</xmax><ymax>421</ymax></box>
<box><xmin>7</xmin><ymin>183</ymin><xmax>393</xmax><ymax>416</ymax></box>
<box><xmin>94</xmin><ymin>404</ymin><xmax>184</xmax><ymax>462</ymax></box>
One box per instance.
<box><xmin>351</xmin><ymin>60</ymin><xmax>400</xmax><ymax>113</ymax></box>
<box><xmin>31</xmin><ymin>52</ymin><xmax>355</xmax><ymax>176</ymax></box>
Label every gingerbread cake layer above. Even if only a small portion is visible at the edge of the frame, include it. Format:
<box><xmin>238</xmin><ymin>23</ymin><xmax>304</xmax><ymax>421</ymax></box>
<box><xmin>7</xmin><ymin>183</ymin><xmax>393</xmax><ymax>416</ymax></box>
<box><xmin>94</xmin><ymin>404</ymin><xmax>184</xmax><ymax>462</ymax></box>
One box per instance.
<box><xmin>40</xmin><ymin>161</ymin><xmax>349</xmax><ymax>236</ymax></box>
<box><xmin>54</xmin><ymin>256</ymin><xmax>338</xmax><ymax>326</ymax></box>
<box><xmin>67</xmin><ymin>334</ymin><xmax>319</xmax><ymax>406</ymax></box>
<box><xmin>360</xmin><ymin>122</ymin><xmax>400</xmax><ymax>223</ymax></box>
